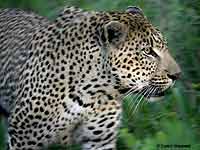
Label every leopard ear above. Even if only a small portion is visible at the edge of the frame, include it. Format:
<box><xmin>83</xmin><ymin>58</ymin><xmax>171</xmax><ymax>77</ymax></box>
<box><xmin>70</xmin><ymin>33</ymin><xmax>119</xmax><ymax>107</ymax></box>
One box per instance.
<box><xmin>126</xmin><ymin>6</ymin><xmax>144</xmax><ymax>16</ymax></box>
<box><xmin>103</xmin><ymin>21</ymin><xmax>127</xmax><ymax>47</ymax></box>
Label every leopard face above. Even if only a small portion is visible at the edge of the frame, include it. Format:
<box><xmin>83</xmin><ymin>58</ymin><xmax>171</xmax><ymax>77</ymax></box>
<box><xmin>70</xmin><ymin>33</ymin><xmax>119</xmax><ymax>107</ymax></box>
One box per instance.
<box><xmin>93</xmin><ymin>7</ymin><xmax>181</xmax><ymax>100</ymax></box>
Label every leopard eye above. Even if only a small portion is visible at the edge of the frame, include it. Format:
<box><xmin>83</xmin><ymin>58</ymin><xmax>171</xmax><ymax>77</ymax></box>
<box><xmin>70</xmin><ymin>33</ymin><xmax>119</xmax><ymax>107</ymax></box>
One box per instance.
<box><xmin>143</xmin><ymin>48</ymin><xmax>151</xmax><ymax>55</ymax></box>
<box><xmin>142</xmin><ymin>47</ymin><xmax>158</xmax><ymax>57</ymax></box>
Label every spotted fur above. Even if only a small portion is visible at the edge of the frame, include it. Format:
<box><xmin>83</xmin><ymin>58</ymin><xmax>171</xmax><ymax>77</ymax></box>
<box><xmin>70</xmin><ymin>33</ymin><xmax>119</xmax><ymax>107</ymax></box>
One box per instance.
<box><xmin>0</xmin><ymin>6</ymin><xmax>180</xmax><ymax>150</ymax></box>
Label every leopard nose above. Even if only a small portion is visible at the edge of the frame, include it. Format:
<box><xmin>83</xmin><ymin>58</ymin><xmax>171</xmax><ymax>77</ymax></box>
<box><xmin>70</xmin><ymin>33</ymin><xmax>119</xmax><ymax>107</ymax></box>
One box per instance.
<box><xmin>167</xmin><ymin>72</ymin><xmax>181</xmax><ymax>81</ymax></box>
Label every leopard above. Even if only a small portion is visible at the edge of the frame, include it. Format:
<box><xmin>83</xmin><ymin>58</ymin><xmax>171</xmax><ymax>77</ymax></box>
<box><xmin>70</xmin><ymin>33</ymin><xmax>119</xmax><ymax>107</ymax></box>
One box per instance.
<box><xmin>0</xmin><ymin>6</ymin><xmax>181</xmax><ymax>150</ymax></box>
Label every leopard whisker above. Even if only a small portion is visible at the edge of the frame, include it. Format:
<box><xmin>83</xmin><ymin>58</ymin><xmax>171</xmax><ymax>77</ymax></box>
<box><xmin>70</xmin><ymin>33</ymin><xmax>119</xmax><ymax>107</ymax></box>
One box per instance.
<box><xmin>127</xmin><ymin>87</ymin><xmax>148</xmax><ymax>119</ymax></box>
<box><xmin>122</xmin><ymin>86</ymin><xmax>139</xmax><ymax>99</ymax></box>
<box><xmin>125</xmin><ymin>88</ymin><xmax>143</xmax><ymax>117</ymax></box>
<box><xmin>131</xmin><ymin>86</ymin><xmax>152</xmax><ymax>115</ymax></box>
<box><xmin>139</xmin><ymin>85</ymin><xmax>155</xmax><ymax>107</ymax></box>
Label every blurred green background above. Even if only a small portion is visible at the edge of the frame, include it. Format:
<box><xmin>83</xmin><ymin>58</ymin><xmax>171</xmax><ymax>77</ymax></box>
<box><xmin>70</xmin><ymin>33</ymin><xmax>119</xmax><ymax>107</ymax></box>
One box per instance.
<box><xmin>0</xmin><ymin>0</ymin><xmax>199</xmax><ymax>150</ymax></box>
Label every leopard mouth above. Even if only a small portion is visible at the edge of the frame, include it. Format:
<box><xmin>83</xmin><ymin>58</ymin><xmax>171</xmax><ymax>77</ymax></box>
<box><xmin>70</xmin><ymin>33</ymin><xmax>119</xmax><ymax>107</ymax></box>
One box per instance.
<box><xmin>146</xmin><ymin>85</ymin><xmax>172</xmax><ymax>99</ymax></box>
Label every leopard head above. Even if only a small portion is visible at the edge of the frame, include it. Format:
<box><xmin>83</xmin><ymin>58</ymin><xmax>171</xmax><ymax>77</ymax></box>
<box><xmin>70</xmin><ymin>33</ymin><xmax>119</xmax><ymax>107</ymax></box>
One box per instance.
<box><xmin>100</xmin><ymin>6</ymin><xmax>181</xmax><ymax>100</ymax></box>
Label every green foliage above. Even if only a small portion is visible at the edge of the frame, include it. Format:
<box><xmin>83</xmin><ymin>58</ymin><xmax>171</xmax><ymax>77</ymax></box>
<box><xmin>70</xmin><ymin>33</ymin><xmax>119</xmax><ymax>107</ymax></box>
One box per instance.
<box><xmin>0</xmin><ymin>0</ymin><xmax>200</xmax><ymax>150</ymax></box>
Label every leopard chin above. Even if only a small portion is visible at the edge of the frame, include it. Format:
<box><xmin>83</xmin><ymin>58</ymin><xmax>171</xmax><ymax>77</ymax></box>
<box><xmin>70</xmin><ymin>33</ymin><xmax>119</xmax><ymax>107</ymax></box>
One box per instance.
<box><xmin>148</xmin><ymin>96</ymin><xmax>164</xmax><ymax>102</ymax></box>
